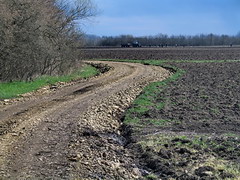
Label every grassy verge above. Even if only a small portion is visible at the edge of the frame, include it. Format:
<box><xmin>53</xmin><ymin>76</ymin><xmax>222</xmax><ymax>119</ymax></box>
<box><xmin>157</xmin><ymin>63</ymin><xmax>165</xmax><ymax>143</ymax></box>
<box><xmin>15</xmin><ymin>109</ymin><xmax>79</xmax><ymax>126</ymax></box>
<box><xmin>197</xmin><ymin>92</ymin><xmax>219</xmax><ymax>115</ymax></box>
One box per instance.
<box><xmin>0</xmin><ymin>64</ymin><xmax>100</xmax><ymax>100</ymax></box>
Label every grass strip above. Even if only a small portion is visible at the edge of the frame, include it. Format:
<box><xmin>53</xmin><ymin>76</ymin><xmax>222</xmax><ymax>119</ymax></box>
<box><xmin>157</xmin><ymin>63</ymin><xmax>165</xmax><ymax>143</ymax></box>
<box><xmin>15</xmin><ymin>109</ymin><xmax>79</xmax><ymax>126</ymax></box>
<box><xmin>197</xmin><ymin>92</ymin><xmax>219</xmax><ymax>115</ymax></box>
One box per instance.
<box><xmin>0</xmin><ymin>64</ymin><xmax>100</xmax><ymax>100</ymax></box>
<box><xmin>125</xmin><ymin>64</ymin><xmax>185</xmax><ymax>125</ymax></box>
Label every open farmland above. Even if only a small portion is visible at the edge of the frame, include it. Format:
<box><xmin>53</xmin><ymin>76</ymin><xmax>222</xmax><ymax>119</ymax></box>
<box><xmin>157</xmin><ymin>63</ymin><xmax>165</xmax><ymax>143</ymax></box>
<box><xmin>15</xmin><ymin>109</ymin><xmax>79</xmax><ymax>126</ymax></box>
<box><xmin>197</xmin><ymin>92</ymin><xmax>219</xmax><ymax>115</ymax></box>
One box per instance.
<box><xmin>82</xmin><ymin>46</ymin><xmax>240</xmax><ymax>60</ymax></box>
<box><xmin>83</xmin><ymin>47</ymin><xmax>240</xmax><ymax>179</ymax></box>
<box><xmin>1</xmin><ymin>47</ymin><xmax>240</xmax><ymax>179</ymax></box>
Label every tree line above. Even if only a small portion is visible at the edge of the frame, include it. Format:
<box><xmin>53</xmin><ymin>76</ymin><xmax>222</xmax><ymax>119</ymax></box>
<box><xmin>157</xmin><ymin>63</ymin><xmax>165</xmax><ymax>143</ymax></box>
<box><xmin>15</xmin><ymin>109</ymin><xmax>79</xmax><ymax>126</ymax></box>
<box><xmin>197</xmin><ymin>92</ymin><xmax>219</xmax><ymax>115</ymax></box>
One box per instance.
<box><xmin>0</xmin><ymin>0</ymin><xmax>96</xmax><ymax>82</ymax></box>
<box><xmin>84</xmin><ymin>33</ymin><xmax>240</xmax><ymax>47</ymax></box>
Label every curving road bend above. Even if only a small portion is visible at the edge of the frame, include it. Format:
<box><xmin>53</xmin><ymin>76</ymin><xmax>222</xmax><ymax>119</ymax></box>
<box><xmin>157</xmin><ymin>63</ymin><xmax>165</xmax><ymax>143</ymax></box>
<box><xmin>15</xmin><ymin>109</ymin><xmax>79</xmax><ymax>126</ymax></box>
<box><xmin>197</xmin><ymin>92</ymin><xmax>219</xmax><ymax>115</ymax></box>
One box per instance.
<box><xmin>0</xmin><ymin>61</ymin><xmax>171</xmax><ymax>179</ymax></box>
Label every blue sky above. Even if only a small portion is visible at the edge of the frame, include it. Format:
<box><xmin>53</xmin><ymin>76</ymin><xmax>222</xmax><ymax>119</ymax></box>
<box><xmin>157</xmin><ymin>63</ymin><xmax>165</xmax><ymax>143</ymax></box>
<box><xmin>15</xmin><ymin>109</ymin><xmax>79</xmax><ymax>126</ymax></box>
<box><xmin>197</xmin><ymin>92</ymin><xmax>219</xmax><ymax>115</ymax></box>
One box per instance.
<box><xmin>83</xmin><ymin>0</ymin><xmax>240</xmax><ymax>36</ymax></box>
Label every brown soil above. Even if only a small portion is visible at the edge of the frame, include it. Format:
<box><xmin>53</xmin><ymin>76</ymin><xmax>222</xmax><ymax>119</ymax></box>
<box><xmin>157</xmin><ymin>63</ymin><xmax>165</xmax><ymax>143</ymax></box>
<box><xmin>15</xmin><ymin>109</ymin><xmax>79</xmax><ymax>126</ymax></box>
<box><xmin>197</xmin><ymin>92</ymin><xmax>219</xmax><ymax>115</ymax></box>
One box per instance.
<box><xmin>0</xmin><ymin>61</ymin><xmax>170</xmax><ymax>179</ymax></box>
<box><xmin>152</xmin><ymin>62</ymin><xmax>240</xmax><ymax>135</ymax></box>
<box><xmin>81</xmin><ymin>47</ymin><xmax>240</xmax><ymax>60</ymax></box>
<box><xmin>126</xmin><ymin>62</ymin><xmax>240</xmax><ymax>179</ymax></box>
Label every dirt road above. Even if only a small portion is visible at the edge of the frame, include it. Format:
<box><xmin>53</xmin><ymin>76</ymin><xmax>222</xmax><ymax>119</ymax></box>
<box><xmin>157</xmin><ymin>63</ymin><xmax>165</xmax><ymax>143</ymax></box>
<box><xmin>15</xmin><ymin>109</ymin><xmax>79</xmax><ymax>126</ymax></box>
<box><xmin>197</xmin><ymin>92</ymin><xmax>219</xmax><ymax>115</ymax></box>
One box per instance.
<box><xmin>0</xmin><ymin>61</ymin><xmax>170</xmax><ymax>179</ymax></box>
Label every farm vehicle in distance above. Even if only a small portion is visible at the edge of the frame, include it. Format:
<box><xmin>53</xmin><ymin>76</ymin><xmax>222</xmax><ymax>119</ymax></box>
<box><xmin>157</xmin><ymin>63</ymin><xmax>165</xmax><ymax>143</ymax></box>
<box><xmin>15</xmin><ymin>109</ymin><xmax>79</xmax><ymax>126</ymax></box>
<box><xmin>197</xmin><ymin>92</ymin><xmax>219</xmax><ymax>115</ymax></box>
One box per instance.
<box><xmin>121</xmin><ymin>41</ymin><xmax>141</xmax><ymax>48</ymax></box>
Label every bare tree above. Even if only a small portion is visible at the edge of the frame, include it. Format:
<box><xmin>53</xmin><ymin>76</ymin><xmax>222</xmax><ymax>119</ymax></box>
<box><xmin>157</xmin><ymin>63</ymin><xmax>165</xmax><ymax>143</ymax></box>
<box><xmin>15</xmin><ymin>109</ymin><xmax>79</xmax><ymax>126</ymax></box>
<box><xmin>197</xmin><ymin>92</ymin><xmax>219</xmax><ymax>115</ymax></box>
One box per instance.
<box><xmin>0</xmin><ymin>0</ymin><xmax>97</xmax><ymax>82</ymax></box>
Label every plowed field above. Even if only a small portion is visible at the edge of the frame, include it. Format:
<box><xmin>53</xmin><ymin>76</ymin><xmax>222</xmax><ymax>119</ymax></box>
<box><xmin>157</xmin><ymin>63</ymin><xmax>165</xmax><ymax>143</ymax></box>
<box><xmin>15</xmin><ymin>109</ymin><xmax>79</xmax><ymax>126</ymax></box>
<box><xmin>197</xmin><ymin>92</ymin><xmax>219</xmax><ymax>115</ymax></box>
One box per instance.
<box><xmin>83</xmin><ymin>47</ymin><xmax>240</xmax><ymax>179</ymax></box>
<box><xmin>82</xmin><ymin>46</ymin><xmax>240</xmax><ymax>60</ymax></box>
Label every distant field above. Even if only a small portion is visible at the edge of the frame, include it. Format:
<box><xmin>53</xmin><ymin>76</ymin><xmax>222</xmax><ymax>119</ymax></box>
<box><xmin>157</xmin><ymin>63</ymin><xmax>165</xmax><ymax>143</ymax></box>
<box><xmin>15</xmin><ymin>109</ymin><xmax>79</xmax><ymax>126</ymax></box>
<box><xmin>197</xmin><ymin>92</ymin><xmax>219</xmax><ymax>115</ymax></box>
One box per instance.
<box><xmin>82</xmin><ymin>46</ymin><xmax>240</xmax><ymax>60</ymax></box>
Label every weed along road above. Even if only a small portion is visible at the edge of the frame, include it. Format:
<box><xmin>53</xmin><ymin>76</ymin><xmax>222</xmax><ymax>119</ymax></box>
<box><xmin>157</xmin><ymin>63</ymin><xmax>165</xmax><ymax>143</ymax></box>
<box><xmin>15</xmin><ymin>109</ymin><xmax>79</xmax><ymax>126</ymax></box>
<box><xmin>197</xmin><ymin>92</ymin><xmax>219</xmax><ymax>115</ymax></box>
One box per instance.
<box><xmin>0</xmin><ymin>61</ymin><xmax>171</xmax><ymax>179</ymax></box>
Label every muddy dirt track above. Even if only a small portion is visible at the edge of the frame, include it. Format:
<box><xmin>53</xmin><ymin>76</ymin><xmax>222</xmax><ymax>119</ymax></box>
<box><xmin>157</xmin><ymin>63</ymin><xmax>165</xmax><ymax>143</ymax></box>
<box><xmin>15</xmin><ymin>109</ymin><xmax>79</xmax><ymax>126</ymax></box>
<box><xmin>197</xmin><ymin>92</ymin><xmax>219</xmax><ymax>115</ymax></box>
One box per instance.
<box><xmin>0</xmin><ymin>61</ymin><xmax>170</xmax><ymax>179</ymax></box>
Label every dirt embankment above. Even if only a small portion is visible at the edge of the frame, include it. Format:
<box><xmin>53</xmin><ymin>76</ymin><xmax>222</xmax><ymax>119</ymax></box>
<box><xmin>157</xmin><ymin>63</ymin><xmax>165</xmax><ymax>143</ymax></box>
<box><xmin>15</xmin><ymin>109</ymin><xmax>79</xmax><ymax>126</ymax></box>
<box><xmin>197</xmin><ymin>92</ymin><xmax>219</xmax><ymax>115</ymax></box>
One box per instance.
<box><xmin>0</xmin><ymin>61</ymin><xmax>170</xmax><ymax>179</ymax></box>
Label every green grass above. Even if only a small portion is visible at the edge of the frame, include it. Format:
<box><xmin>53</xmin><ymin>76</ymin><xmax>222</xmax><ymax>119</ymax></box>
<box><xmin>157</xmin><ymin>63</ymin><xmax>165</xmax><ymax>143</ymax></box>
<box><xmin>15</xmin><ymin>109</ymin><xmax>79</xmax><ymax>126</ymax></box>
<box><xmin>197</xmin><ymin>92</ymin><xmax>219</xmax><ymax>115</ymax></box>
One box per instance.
<box><xmin>145</xmin><ymin>174</ymin><xmax>158</xmax><ymax>180</ymax></box>
<box><xmin>156</xmin><ymin>102</ymin><xmax>166</xmax><ymax>110</ymax></box>
<box><xmin>124</xmin><ymin>116</ymin><xmax>140</xmax><ymax>125</ymax></box>
<box><xmin>0</xmin><ymin>64</ymin><xmax>100</xmax><ymax>99</ymax></box>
